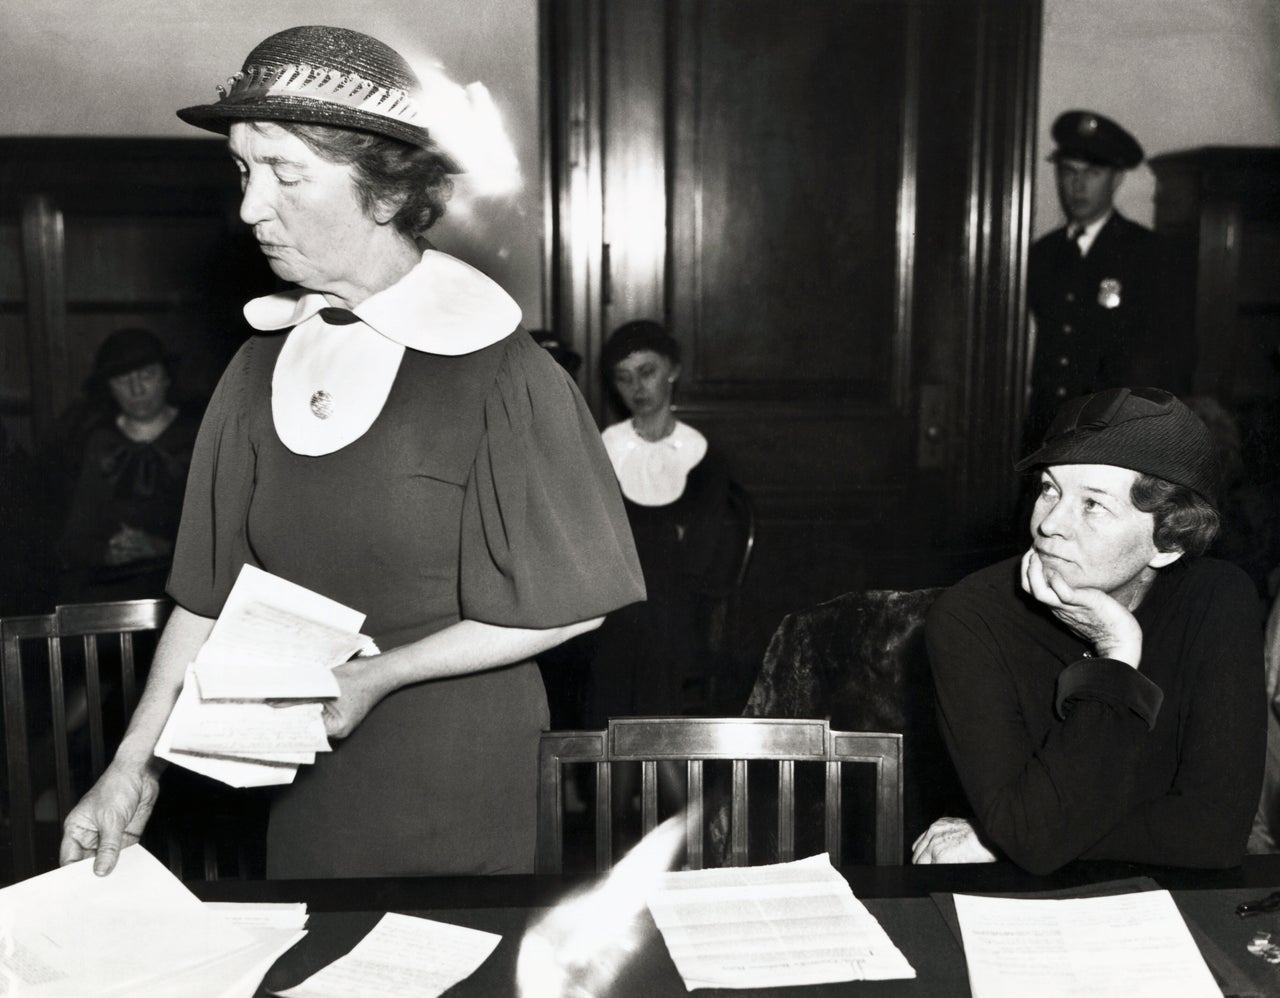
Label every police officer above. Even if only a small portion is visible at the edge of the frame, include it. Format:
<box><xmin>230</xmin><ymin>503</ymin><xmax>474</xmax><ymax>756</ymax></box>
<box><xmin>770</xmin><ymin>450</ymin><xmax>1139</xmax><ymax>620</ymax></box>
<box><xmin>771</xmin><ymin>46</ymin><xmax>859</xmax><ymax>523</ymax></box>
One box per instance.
<box><xmin>1025</xmin><ymin>110</ymin><xmax>1191</xmax><ymax>446</ymax></box>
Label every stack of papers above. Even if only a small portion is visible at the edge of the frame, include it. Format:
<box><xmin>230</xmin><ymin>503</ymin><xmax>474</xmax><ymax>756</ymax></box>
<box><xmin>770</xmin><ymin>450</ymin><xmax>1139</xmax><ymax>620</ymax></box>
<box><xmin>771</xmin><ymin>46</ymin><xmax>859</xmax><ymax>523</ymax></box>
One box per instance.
<box><xmin>953</xmin><ymin>890</ymin><xmax>1222</xmax><ymax>998</ymax></box>
<box><xmin>156</xmin><ymin>565</ymin><xmax>374</xmax><ymax>787</ymax></box>
<box><xmin>646</xmin><ymin>853</ymin><xmax>915</xmax><ymax>990</ymax></box>
<box><xmin>0</xmin><ymin>845</ymin><xmax>306</xmax><ymax>998</ymax></box>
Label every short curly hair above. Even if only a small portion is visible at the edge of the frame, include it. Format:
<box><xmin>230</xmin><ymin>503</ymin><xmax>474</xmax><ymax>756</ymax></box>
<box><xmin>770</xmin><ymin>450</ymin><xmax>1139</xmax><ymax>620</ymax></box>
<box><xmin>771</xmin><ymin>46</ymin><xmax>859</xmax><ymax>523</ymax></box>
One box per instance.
<box><xmin>1131</xmin><ymin>473</ymin><xmax>1220</xmax><ymax>556</ymax></box>
<box><xmin>267</xmin><ymin>121</ymin><xmax>454</xmax><ymax>237</ymax></box>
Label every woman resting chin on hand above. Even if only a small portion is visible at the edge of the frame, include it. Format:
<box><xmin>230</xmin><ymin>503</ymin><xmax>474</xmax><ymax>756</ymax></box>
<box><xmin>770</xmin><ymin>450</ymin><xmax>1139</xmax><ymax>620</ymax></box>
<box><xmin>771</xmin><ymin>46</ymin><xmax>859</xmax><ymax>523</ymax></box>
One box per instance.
<box><xmin>914</xmin><ymin>388</ymin><xmax>1264</xmax><ymax>874</ymax></box>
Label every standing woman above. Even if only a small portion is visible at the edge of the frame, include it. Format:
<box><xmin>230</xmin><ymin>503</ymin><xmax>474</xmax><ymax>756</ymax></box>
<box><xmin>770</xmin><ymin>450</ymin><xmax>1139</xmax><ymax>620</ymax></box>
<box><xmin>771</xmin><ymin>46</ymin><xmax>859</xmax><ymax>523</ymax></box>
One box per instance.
<box><xmin>60</xmin><ymin>25</ymin><xmax>643</xmax><ymax>878</ymax></box>
<box><xmin>586</xmin><ymin>321</ymin><xmax>730</xmax><ymax>724</ymax></box>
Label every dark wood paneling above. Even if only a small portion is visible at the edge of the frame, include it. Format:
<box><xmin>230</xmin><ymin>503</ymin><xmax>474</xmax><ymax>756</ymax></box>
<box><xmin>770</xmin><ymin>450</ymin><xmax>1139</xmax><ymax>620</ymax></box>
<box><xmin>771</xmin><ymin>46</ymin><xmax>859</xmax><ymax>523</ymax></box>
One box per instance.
<box><xmin>543</xmin><ymin>0</ymin><xmax>1040</xmax><ymax>685</ymax></box>
<box><xmin>0</xmin><ymin>138</ymin><xmax>276</xmax><ymax>448</ymax></box>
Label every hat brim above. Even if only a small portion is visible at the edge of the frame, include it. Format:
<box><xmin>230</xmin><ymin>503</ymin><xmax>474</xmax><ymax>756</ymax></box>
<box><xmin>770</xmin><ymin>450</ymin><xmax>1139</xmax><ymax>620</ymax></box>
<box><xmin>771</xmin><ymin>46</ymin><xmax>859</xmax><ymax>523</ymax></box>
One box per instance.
<box><xmin>177</xmin><ymin>98</ymin><xmax>462</xmax><ymax>174</ymax></box>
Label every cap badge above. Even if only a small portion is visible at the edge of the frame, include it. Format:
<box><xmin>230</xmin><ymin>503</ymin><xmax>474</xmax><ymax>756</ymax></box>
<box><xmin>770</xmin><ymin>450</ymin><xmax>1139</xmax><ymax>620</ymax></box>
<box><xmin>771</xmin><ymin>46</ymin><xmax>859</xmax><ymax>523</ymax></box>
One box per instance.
<box><xmin>1079</xmin><ymin>115</ymin><xmax>1098</xmax><ymax>135</ymax></box>
<box><xmin>1097</xmin><ymin>278</ymin><xmax>1122</xmax><ymax>310</ymax></box>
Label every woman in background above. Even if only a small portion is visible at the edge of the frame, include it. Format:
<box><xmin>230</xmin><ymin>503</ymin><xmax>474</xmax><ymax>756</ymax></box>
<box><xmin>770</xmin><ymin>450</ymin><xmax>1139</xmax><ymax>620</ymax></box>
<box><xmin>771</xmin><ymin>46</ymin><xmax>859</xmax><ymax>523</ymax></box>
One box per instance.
<box><xmin>58</xmin><ymin>328</ymin><xmax>199</xmax><ymax>602</ymax></box>
<box><xmin>587</xmin><ymin>320</ymin><xmax>730</xmax><ymax>724</ymax></box>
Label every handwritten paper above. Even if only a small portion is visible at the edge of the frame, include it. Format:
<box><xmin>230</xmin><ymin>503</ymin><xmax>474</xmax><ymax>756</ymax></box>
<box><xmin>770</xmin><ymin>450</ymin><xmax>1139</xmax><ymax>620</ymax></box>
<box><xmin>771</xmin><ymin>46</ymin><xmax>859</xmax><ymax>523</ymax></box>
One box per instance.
<box><xmin>646</xmin><ymin>853</ymin><xmax>915</xmax><ymax>990</ymax></box>
<box><xmin>157</xmin><ymin>565</ymin><xmax>373</xmax><ymax>786</ymax></box>
<box><xmin>953</xmin><ymin>890</ymin><xmax>1221</xmax><ymax>998</ymax></box>
<box><xmin>276</xmin><ymin>913</ymin><xmax>500</xmax><ymax>998</ymax></box>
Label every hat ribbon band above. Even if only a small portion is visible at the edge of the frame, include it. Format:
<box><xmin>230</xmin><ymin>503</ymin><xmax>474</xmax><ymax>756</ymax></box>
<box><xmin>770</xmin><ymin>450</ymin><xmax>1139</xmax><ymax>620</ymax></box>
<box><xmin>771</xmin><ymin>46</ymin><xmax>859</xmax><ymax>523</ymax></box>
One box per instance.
<box><xmin>216</xmin><ymin>63</ymin><xmax>423</xmax><ymax>126</ymax></box>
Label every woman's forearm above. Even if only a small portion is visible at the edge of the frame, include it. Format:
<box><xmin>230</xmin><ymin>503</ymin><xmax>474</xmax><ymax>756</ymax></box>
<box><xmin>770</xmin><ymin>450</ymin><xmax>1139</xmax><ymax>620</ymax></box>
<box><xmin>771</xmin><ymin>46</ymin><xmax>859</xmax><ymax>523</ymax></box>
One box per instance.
<box><xmin>361</xmin><ymin>616</ymin><xmax>603</xmax><ymax>699</ymax></box>
<box><xmin>112</xmin><ymin>605</ymin><xmax>215</xmax><ymax>767</ymax></box>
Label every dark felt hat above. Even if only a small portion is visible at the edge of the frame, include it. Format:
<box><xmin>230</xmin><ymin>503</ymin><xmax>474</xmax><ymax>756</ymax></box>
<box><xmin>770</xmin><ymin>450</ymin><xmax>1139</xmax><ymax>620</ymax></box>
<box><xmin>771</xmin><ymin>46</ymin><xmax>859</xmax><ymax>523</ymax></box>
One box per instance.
<box><xmin>601</xmin><ymin>320</ymin><xmax>681</xmax><ymax>373</ymax></box>
<box><xmin>85</xmin><ymin>328</ymin><xmax>174</xmax><ymax>389</ymax></box>
<box><xmin>1015</xmin><ymin>387</ymin><xmax>1219</xmax><ymax>506</ymax></box>
<box><xmin>1049</xmin><ymin>110</ymin><xmax>1144</xmax><ymax>169</ymax></box>
<box><xmin>177</xmin><ymin>25</ymin><xmax>456</xmax><ymax>167</ymax></box>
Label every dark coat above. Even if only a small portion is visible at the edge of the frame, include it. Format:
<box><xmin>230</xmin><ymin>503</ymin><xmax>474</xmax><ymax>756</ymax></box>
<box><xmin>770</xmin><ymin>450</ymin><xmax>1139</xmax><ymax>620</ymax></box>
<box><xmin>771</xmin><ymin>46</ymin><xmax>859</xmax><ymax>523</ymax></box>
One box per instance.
<box><xmin>1026</xmin><ymin>212</ymin><xmax>1192</xmax><ymax>442</ymax></box>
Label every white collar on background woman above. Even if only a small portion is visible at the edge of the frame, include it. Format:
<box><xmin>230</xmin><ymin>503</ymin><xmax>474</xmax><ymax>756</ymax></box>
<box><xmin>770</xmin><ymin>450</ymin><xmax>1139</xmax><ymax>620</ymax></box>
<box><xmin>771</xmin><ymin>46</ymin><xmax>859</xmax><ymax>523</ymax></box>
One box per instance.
<box><xmin>245</xmin><ymin>249</ymin><xmax>522</xmax><ymax>456</ymax></box>
<box><xmin>602</xmin><ymin>419</ymin><xmax>707</xmax><ymax>506</ymax></box>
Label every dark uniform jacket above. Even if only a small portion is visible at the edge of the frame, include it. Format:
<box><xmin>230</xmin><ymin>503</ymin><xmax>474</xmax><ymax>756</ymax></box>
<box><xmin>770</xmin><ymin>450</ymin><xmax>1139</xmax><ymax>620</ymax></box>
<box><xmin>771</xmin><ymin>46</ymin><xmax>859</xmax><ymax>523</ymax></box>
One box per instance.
<box><xmin>1026</xmin><ymin>211</ymin><xmax>1191</xmax><ymax>443</ymax></box>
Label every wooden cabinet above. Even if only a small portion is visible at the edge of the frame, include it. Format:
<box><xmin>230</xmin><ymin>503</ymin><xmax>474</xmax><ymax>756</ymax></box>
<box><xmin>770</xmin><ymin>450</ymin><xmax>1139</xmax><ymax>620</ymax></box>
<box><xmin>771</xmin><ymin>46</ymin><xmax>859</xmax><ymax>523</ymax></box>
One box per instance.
<box><xmin>1150</xmin><ymin>147</ymin><xmax>1280</xmax><ymax>477</ymax></box>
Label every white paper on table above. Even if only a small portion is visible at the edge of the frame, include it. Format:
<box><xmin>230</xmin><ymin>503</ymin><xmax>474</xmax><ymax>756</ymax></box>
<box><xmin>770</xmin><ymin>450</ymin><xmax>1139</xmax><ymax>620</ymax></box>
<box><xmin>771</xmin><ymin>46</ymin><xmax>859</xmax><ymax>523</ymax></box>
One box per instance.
<box><xmin>274</xmin><ymin>912</ymin><xmax>501</xmax><ymax>998</ymax></box>
<box><xmin>646</xmin><ymin>853</ymin><xmax>915</xmax><ymax>990</ymax></box>
<box><xmin>168</xmin><ymin>699</ymin><xmax>330</xmax><ymax>756</ymax></box>
<box><xmin>0</xmin><ymin>845</ymin><xmax>259</xmax><ymax>997</ymax></box>
<box><xmin>129</xmin><ymin>927</ymin><xmax>307</xmax><ymax>998</ymax></box>
<box><xmin>156</xmin><ymin>671</ymin><xmax>300</xmax><ymax>787</ymax></box>
<box><xmin>203</xmin><ymin>902</ymin><xmax>310</xmax><ymax>931</ymax></box>
<box><xmin>953</xmin><ymin>890</ymin><xmax>1222</xmax><ymax>998</ymax></box>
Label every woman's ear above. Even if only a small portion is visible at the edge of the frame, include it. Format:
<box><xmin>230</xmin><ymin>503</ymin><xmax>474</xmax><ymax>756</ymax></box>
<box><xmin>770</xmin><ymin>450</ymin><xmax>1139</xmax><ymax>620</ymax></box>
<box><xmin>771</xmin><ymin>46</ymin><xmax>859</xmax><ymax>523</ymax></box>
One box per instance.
<box><xmin>1148</xmin><ymin>548</ymin><xmax>1183</xmax><ymax>570</ymax></box>
<box><xmin>668</xmin><ymin>363</ymin><xmax>681</xmax><ymax>384</ymax></box>
<box><xmin>372</xmin><ymin>195</ymin><xmax>405</xmax><ymax>226</ymax></box>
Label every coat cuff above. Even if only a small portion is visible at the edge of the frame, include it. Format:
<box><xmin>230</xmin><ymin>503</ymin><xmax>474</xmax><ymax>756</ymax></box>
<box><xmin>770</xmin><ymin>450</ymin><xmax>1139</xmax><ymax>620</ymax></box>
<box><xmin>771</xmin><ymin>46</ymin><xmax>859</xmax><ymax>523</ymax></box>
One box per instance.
<box><xmin>1055</xmin><ymin>658</ymin><xmax>1163</xmax><ymax>731</ymax></box>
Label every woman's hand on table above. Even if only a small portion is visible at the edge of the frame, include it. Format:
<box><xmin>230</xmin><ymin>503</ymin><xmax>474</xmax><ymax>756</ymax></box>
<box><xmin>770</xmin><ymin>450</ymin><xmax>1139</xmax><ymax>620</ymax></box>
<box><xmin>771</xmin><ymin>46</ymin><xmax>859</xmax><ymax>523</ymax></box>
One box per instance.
<box><xmin>1020</xmin><ymin>548</ymin><xmax>1143</xmax><ymax>666</ymax></box>
<box><xmin>59</xmin><ymin>757</ymin><xmax>163</xmax><ymax>875</ymax></box>
<box><xmin>323</xmin><ymin>656</ymin><xmax>395</xmax><ymax>739</ymax></box>
<box><xmin>912</xmin><ymin>816</ymin><xmax>999</xmax><ymax>865</ymax></box>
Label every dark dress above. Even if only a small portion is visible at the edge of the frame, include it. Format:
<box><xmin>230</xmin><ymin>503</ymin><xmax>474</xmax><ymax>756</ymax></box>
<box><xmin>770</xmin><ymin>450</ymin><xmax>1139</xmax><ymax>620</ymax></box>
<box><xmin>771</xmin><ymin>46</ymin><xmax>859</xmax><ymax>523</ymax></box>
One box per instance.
<box><xmin>58</xmin><ymin>411</ymin><xmax>200</xmax><ymax>602</ymax></box>
<box><xmin>586</xmin><ymin>429</ymin><xmax>730</xmax><ymax>722</ymax></box>
<box><xmin>168</xmin><ymin>329</ymin><xmax>643</xmax><ymax>877</ymax></box>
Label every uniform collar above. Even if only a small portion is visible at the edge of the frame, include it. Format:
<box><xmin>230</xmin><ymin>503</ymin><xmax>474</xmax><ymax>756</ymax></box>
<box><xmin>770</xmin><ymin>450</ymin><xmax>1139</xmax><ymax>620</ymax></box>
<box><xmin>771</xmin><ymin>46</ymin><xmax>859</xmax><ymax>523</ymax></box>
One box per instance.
<box><xmin>1066</xmin><ymin>210</ymin><xmax>1114</xmax><ymax>256</ymax></box>
<box><xmin>243</xmin><ymin>248</ymin><xmax>521</xmax><ymax>356</ymax></box>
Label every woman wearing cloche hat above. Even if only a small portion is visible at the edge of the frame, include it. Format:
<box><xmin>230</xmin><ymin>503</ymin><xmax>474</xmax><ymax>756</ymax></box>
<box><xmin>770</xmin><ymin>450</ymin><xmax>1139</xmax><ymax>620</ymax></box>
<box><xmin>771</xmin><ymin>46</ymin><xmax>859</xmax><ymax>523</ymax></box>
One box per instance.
<box><xmin>913</xmin><ymin>387</ymin><xmax>1265</xmax><ymax>874</ymax></box>
<box><xmin>61</xmin><ymin>26</ymin><xmax>643</xmax><ymax>879</ymax></box>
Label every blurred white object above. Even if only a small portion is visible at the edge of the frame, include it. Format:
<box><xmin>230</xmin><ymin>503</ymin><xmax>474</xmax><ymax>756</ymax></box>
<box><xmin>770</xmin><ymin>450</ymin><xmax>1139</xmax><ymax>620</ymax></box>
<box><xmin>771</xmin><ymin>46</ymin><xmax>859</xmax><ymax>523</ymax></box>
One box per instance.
<box><xmin>516</xmin><ymin>814</ymin><xmax>686</xmax><ymax>998</ymax></box>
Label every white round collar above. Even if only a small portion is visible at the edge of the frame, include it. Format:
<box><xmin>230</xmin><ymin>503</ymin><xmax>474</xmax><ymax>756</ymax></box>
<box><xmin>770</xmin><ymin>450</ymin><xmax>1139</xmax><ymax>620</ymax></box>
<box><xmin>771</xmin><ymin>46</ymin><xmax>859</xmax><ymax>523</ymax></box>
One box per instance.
<box><xmin>251</xmin><ymin>249</ymin><xmax>522</xmax><ymax>457</ymax></box>
<box><xmin>602</xmin><ymin>420</ymin><xmax>707</xmax><ymax>506</ymax></box>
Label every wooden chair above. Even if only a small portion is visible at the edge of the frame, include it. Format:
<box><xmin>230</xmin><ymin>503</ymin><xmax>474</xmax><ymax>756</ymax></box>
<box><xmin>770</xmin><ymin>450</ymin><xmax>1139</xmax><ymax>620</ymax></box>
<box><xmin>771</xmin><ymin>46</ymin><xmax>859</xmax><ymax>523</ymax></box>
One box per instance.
<box><xmin>537</xmin><ymin>716</ymin><xmax>901</xmax><ymax>873</ymax></box>
<box><xmin>686</xmin><ymin>480</ymin><xmax>758</xmax><ymax>712</ymax></box>
<box><xmin>743</xmin><ymin>588</ymin><xmax>969</xmax><ymax>861</ymax></box>
<box><xmin>1</xmin><ymin>599</ymin><xmax>264</xmax><ymax>883</ymax></box>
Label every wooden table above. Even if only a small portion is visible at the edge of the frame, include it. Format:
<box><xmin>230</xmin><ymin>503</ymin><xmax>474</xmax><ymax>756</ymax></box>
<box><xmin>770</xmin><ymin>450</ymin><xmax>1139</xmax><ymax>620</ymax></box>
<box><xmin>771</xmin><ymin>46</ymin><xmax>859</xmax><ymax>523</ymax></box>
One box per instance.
<box><xmin>190</xmin><ymin>855</ymin><xmax>1280</xmax><ymax>997</ymax></box>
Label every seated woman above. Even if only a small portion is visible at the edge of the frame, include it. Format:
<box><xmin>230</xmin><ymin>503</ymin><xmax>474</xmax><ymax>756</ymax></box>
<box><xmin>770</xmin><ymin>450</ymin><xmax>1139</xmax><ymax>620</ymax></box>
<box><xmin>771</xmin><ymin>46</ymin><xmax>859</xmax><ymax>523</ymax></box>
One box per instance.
<box><xmin>58</xmin><ymin>328</ymin><xmax>200</xmax><ymax>602</ymax></box>
<box><xmin>586</xmin><ymin>320</ymin><xmax>730</xmax><ymax>723</ymax></box>
<box><xmin>914</xmin><ymin>387</ymin><xmax>1265</xmax><ymax>874</ymax></box>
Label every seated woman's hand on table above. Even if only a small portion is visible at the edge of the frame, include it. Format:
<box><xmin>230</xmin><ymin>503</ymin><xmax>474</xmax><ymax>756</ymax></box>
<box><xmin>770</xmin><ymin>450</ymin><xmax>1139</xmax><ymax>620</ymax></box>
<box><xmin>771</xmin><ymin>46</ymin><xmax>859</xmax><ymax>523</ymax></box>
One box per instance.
<box><xmin>912</xmin><ymin>816</ymin><xmax>999</xmax><ymax>864</ymax></box>
<box><xmin>1021</xmin><ymin>548</ymin><xmax>1144</xmax><ymax>666</ymax></box>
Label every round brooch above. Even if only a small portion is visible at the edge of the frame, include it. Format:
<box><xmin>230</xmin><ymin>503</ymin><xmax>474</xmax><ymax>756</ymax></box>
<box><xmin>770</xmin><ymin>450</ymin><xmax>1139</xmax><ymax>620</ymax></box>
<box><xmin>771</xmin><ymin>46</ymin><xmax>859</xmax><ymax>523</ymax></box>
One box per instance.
<box><xmin>309</xmin><ymin>390</ymin><xmax>334</xmax><ymax>420</ymax></box>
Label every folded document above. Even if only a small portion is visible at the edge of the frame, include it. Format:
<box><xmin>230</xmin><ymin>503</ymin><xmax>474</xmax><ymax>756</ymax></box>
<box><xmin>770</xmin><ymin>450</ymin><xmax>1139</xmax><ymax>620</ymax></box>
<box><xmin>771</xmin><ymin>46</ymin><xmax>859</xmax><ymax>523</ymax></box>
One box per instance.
<box><xmin>157</xmin><ymin>565</ymin><xmax>374</xmax><ymax>787</ymax></box>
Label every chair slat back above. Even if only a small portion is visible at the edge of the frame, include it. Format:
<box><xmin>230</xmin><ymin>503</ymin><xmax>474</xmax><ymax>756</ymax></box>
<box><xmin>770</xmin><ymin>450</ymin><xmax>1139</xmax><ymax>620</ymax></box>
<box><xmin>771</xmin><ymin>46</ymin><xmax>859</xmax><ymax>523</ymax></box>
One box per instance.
<box><xmin>1</xmin><ymin>599</ymin><xmax>172</xmax><ymax>883</ymax></box>
<box><xmin>537</xmin><ymin>717</ymin><xmax>903</xmax><ymax>874</ymax></box>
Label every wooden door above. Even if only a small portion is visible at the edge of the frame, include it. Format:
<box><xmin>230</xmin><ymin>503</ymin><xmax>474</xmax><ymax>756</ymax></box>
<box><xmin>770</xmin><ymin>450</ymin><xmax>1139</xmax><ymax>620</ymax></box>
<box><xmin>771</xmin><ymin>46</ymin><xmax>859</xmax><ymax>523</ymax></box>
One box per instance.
<box><xmin>544</xmin><ymin>0</ymin><xmax>1040</xmax><ymax>690</ymax></box>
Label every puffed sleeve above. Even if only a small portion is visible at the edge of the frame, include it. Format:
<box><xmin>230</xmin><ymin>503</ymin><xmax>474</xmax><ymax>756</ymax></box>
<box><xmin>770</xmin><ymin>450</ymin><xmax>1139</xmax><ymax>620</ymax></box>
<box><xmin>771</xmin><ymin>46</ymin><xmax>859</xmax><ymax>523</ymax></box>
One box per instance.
<box><xmin>165</xmin><ymin>339</ymin><xmax>263</xmax><ymax>617</ymax></box>
<box><xmin>460</xmin><ymin>336</ymin><xmax>644</xmax><ymax>627</ymax></box>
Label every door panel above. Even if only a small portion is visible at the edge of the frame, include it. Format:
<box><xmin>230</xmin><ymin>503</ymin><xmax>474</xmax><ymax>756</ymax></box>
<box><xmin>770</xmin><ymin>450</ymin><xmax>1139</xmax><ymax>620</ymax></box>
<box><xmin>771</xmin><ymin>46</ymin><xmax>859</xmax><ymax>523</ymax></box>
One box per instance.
<box><xmin>544</xmin><ymin>0</ymin><xmax>1039</xmax><ymax>688</ymax></box>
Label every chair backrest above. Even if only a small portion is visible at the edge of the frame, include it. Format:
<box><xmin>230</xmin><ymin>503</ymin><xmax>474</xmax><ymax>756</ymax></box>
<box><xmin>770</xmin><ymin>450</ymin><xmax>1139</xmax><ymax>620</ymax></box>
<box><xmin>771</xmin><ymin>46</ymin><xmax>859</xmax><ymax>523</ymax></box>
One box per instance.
<box><xmin>686</xmin><ymin>480</ymin><xmax>758</xmax><ymax>711</ymax></box>
<box><xmin>2</xmin><ymin>599</ymin><xmax>172</xmax><ymax>882</ymax></box>
<box><xmin>1</xmin><ymin>599</ymin><xmax>265</xmax><ymax>884</ymax></box>
<box><xmin>537</xmin><ymin>716</ymin><xmax>901</xmax><ymax>873</ymax></box>
<box><xmin>743</xmin><ymin>588</ymin><xmax>968</xmax><ymax>859</ymax></box>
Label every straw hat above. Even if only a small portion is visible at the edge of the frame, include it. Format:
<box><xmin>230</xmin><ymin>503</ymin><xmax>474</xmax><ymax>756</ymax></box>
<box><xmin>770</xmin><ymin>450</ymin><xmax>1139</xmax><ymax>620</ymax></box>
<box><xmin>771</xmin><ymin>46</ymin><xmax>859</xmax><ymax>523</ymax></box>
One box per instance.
<box><xmin>177</xmin><ymin>25</ymin><xmax>448</xmax><ymax>159</ymax></box>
